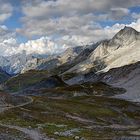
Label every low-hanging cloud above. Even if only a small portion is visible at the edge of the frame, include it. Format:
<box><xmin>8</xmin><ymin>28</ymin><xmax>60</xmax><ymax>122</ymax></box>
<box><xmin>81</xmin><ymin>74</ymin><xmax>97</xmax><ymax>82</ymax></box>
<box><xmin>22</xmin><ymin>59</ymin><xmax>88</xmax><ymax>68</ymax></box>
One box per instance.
<box><xmin>0</xmin><ymin>0</ymin><xmax>13</xmax><ymax>23</ymax></box>
<box><xmin>0</xmin><ymin>27</ymin><xmax>68</xmax><ymax>56</ymax></box>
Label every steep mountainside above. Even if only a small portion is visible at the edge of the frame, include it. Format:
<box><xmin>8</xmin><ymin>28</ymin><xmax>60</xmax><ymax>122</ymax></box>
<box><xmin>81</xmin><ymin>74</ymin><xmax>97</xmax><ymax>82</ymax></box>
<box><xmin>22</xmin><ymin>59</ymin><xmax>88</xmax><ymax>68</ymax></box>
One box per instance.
<box><xmin>4</xmin><ymin>70</ymin><xmax>67</xmax><ymax>92</ymax></box>
<box><xmin>21</xmin><ymin>55</ymin><xmax>60</xmax><ymax>73</ymax></box>
<box><xmin>65</xmin><ymin>27</ymin><xmax>140</xmax><ymax>74</ymax></box>
<box><xmin>4</xmin><ymin>70</ymin><xmax>49</xmax><ymax>92</ymax></box>
<box><xmin>67</xmin><ymin>61</ymin><xmax>140</xmax><ymax>102</ymax></box>
<box><xmin>1</xmin><ymin>27</ymin><xmax>139</xmax><ymax>76</ymax></box>
<box><xmin>51</xmin><ymin>43</ymin><xmax>98</xmax><ymax>75</ymax></box>
<box><xmin>21</xmin><ymin>46</ymin><xmax>85</xmax><ymax>73</ymax></box>
<box><xmin>99</xmin><ymin>61</ymin><xmax>140</xmax><ymax>102</ymax></box>
<box><xmin>58</xmin><ymin>46</ymin><xmax>84</xmax><ymax>64</ymax></box>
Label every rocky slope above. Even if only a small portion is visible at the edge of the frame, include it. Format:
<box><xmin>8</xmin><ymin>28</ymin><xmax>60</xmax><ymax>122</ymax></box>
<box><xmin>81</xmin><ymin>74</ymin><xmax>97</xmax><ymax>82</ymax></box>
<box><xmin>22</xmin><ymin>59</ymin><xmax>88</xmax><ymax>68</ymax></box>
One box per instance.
<box><xmin>65</xmin><ymin>61</ymin><xmax>140</xmax><ymax>102</ymax></box>
<box><xmin>98</xmin><ymin>61</ymin><xmax>140</xmax><ymax>102</ymax></box>
<box><xmin>21</xmin><ymin>55</ymin><xmax>60</xmax><ymax>73</ymax></box>
<box><xmin>0</xmin><ymin>52</ymin><xmax>37</xmax><ymax>75</ymax></box>
<box><xmin>51</xmin><ymin>43</ymin><xmax>98</xmax><ymax>75</ymax></box>
<box><xmin>65</xmin><ymin>27</ymin><xmax>140</xmax><ymax>74</ymax></box>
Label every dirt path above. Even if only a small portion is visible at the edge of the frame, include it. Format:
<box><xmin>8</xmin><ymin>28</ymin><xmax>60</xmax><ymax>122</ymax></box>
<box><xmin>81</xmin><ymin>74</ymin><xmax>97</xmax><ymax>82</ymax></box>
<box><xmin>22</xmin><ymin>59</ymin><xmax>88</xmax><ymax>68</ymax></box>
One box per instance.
<box><xmin>87</xmin><ymin>124</ymin><xmax>139</xmax><ymax>130</ymax></box>
<box><xmin>0</xmin><ymin>124</ymin><xmax>54</xmax><ymax>140</ymax></box>
<box><xmin>0</xmin><ymin>96</ymin><xmax>33</xmax><ymax>113</ymax></box>
<box><xmin>0</xmin><ymin>97</ymin><xmax>85</xmax><ymax>139</ymax></box>
<box><xmin>65</xmin><ymin>113</ymin><xmax>94</xmax><ymax>124</ymax></box>
<box><xmin>0</xmin><ymin>95</ymin><xmax>55</xmax><ymax>140</ymax></box>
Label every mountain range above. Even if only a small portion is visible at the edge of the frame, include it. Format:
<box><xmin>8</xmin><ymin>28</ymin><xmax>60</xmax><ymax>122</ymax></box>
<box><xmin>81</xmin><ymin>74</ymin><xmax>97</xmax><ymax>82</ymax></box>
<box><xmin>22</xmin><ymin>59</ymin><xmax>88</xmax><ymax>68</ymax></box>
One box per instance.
<box><xmin>0</xmin><ymin>26</ymin><xmax>140</xmax><ymax>102</ymax></box>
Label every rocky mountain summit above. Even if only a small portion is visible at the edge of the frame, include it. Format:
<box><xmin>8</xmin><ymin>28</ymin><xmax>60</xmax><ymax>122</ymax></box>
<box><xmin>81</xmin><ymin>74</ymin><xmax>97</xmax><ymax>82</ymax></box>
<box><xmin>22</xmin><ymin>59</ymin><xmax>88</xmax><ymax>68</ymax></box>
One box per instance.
<box><xmin>65</xmin><ymin>26</ymin><xmax>140</xmax><ymax>74</ymax></box>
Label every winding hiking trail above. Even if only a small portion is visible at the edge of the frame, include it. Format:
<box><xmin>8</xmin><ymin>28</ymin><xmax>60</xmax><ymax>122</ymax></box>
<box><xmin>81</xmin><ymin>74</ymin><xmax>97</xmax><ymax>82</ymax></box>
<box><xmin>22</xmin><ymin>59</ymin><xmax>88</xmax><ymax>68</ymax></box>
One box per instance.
<box><xmin>0</xmin><ymin>95</ymin><xmax>55</xmax><ymax>140</ymax></box>
<box><xmin>0</xmin><ymin>96</ymin><xmax>33</xmax><ymax>113</ymax></box>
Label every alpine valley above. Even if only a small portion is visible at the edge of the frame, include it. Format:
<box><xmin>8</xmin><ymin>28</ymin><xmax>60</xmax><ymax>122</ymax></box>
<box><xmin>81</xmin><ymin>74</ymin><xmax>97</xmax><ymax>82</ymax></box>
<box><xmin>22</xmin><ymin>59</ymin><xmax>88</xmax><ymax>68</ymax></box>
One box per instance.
<box><xmin>0</xmin><ymin>27</ymin><xmax>140</xmax><ymax>140</ymax></box>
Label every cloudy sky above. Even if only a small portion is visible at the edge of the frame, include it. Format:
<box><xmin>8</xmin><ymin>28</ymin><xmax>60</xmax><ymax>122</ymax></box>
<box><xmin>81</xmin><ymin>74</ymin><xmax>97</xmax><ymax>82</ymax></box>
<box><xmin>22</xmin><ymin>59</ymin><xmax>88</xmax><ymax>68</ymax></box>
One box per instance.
<box><xmin>0</xmin><ymin>0</ymin><xmax>140</xmax><ymax>56</ymax></box>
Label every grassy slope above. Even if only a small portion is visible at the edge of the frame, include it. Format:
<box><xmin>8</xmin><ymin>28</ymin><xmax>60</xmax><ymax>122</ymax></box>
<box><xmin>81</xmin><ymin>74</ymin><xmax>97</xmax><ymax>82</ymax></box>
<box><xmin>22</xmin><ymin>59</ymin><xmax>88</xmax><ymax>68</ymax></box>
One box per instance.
<box><xmin>4</xmin><ymin>69</ymin><xmax>67</xmax><ymax>92</ymax></box>
<box><xmin>0</xmin><ymin>71</ymin><xmax>10</xmax><ymax>84</ymax></box>
<box><xmin>4</xmin><ymin>70</ymin><xmax>49</xmax><ymax>92</ymax></box>
<box><xmin>31</xmin><ymin>82</ymin><xmax>125</xmax><ymax>98</ymax></box>
<box><xmin>0</xmin><ymin>95</ymin><xmax>139</xmax><ymax>139</ymax></box>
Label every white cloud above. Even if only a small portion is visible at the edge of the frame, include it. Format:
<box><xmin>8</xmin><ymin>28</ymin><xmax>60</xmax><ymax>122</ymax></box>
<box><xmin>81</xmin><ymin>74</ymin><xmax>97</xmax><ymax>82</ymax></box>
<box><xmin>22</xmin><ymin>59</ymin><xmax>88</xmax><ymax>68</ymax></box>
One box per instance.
<box><xmin>0</xmin><ymin>25</ymin><xmax>68</xmax><ymax>57</ymax></box>
<box><xmin>17</xmin><ymin>18</ymin><xmax>140</xmax><ymax>48</ymax></box>
<box><xmin>128</xmin><ymin>18</ymin><xmax>140</xmax><ymax>31</ymax></box>
<box><xmin>0</xmin><ymin>38</ymin><xmax>18</xmax><ymax>56</ymax></box>
<box><xmin>0</xmin><ymin>0</ymin><xmax>140</xmax><ymax>57</ymax></box>
<box><xmin>21</xmin><ymin>0</ymin><xmax>139</xmax><ymax>18</ymax></box>
<box><xmin>17</xmin><ymin>0</ymin><xmax>140</xmax><ymax>47</ymax></box>
<box><xmin>0</xmin><ymin>1</ymin><xmax>13</xmax><ymax>22</ymax></box>
<box><xmin>18</xmin><ymin>37</ymin><xmax>68</xmax><ymax>55</ymax></box>
<box><xmin>109</xmin><ymin>8</ymin><xmax>130</xmax><ymax>20</ymax></box>
<box><xmin>0</xmin><ymin>25</ymin><xmax>16</xmax><ymax>41</ymax></box>
<box><xmin>92</xmin><ymin>18</ymin><xmax>140</xmax><ymax>40</ymax></box>
<box><xmin>0</xmin><ymin>32</ymin><xmax>68</xmax><ymax>57</ymax></box>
